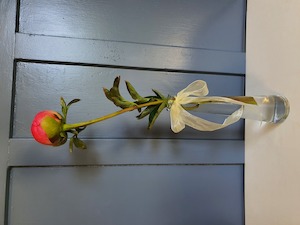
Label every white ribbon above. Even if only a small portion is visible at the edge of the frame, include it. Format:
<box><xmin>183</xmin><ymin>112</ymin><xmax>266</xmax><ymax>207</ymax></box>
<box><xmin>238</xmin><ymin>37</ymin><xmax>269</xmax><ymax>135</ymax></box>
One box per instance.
<box><xmin>169</xmin><ymin>80</ymin><xmax>250</xmax><ymax>133</ymax></box>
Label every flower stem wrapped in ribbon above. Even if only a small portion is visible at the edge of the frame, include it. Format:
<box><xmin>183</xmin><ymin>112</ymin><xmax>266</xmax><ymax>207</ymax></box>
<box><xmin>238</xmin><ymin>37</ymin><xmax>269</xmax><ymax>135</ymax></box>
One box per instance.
<box><xmin>168</xmin><ymin>80</ymin><xmax>252</xmax><ymax>133</ymax></box>
<box><xmin>31</xmin><ymin>76</ymin><xmax>289</xmax><ymax>151</ymax></box>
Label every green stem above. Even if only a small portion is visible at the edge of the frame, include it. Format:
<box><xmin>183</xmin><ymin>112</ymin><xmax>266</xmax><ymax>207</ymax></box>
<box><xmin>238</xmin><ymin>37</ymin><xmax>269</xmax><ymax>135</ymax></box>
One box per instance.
<box><xmin>62</xmin><ymin>100</ymin><xmax>164</xmax><ymax>131</ymax></box>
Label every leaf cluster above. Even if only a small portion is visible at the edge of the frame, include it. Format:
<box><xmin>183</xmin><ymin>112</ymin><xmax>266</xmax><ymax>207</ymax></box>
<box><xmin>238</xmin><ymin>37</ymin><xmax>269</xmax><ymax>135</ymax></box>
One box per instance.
<box><xmin>60</xmin><ymin>97</ymin><xmax>87</xmax><ymax>152</ymax></box>
<box><xmin>103</xmin><ymin>76</ymin><xmax>169</xmax><ymax>129</ymax></box>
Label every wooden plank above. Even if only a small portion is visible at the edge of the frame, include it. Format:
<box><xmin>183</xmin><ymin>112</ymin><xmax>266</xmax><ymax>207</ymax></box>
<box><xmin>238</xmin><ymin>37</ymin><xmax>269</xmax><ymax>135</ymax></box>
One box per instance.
<box><xmin>8</xmin><ymin>139</ymin><xmax>244</xmax><ymax>166</ymax></box>
<box><xmin>4</xmin><ymin>1</ymin><xmax>247</xmax><ymax>224</ymax></box>
<box><xmin>7</xmin><ymin>165</ymin><xmax>244</xmax><ymax>225</ymax></box>
<box><xmin>0</xmin><ymin>0</ymin><xmax>17</xmax><ymax>224</ymax></box>
<box><xmin>12</xmin><ymin>62</ymin><xmax>245</xmax><ymax>140</ymax></box>
<box><xmin>15</xmin><ymin>33</ymin><xmax>246</xmax><ymax>74</ymax></box>
<box><xmin>18</xmin><ymin>0</ymin><xmax>246</xmax><ymax>52</ymax></box>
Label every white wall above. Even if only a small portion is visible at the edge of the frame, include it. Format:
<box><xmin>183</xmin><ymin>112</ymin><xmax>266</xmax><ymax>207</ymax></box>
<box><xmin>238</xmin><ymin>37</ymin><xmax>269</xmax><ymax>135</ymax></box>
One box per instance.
<box><xmin>246</xmin><ymin>0</ymin><xmax>300</xmax><ymax>224</ymax></box>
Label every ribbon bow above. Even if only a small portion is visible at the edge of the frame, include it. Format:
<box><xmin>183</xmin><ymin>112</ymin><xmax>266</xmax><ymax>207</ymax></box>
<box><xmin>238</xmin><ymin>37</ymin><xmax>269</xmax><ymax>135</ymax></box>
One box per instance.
<box><xmin>169</xmin><ymin>80</ymin><xmax>247</xmax><ymax>133</ymax></box>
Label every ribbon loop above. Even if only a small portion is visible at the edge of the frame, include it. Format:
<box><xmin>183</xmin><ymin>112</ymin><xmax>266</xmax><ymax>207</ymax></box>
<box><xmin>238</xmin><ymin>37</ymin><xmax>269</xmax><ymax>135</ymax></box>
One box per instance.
<box><xmin>169</xmin><ymin>80</ymin><xmax>246</xmax><ymax>133</ymax></box>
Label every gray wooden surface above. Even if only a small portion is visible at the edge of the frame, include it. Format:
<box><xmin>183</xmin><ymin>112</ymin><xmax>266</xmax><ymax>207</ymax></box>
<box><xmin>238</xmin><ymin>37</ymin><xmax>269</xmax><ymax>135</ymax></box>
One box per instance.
<box><xmin>0</xmin><ymin>1</ymin><xmax>17</xmax><ymax>224</ymax></box>
<box><xmin>12</xmin><ymin>62</ymin><xmax>245</xmax><ymax>140</ymax></box>
<box><xmin>1</xmin><ymin>0</ymin><xmax>246</xmax><ymax>224</ymax></box>
<box><xmin>8</xmin><ymin>166</ymin><xmax>244</xmax><ymax>225</ymax></box>
<box><xmin>15</xmin><ymin>33</ymin><xmax>245</xmax><ymax>74</ymax></box>
<box><xmin>18</xmin><ymin>0</ymin><xmax>246</xmax><ymax>52</ymax></box>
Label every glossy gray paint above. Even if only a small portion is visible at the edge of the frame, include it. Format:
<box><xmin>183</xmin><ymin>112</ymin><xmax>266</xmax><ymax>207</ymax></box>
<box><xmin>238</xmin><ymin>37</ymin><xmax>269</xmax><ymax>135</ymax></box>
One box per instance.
<box><xmin>12</xmin><ymin>62</ymin><xmax>245</xmax><ymax>140</ymax></box>
<box><xmin>1</xmin><ymin>0</ymin><xmax>246</xmax><ymax>224</ymax></box>
<box><xmin>19</xmin><ymin>0</ymin><xmax>246</xmax><ymax>52</ymax></box>
<box><xmin>8</xmin><ymin>166</ymin><xmax>244</xmax><ymax>225</ymax></box>
<box><xmin>0</xmin><ymin>0</ymin><xmax>17</xmax><ymax>224</ymax></box>
<box><xmin>15</xmin><ymin>33</ymin><xmax>245</xmax><ymax>74</ymax></box>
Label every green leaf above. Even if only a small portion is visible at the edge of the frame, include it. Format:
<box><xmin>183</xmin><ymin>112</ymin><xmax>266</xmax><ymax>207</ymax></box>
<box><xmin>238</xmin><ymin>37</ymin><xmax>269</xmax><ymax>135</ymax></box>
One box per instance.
<box><xmin>152</xmin><ymin>89</ymin><xmax>166</xmax><ymax>99</ymax></box>
<box><xmin>103</xmin><ymin>87</ymin><xmax>113</xmax><ymax>101</ymax></box>
<box><xmin>228</xmin><ymin>96</ymin><xmax>258</xmax><ymax>105</ymax></box>
<box><xmin>60</xmin><ymin>97</ymin><xmax>67</xmax><ymax>119</ymax></box>
<box><xmin>75</xmin><ymin>126</ymin><xmax>86</xmax><ymax>134</ymax></box>
<box><xmin>103</xmin><ymin>76</ymin><xmax>137</xmax><ymax>109</ymax></box>
<box><xmin>125</xmin><ymin>81</ymin><xmax>149</xmax><ymax>103</ymax></box>
<box><xmin>67</xmin><ymin>98</ymin><xmax>81</xmax><ymax>107</ymax></box>
<box><xmin>69</xmin><ymin>137</ymin><xmax>74</xmax><ymax>153</ymax></box>
<box><xmin>113</xmin><ymin>76</ymin><xmax>121</xmax><ymax>90</ymax></box>
<box><xmin>136</xmin><ymin>105</ymin><xmax>157</xmax><ymax>119</ymax></box>
<box><xmin>60</xmin><ymin>98</ymin><xmax>80</xmax><ymax>123</ymax></box>
<box><xmin>110</xmin><ymin>76</ymin><xmax>126</xmax><ymax>101</ymax></box>
<box><xmin>73</xmin><ymin>137</ymin><xmax>87</xmax><ymax>150</ymax></box>
<box><xmin>111</xmin><ymin>97</ymin><xmax>136</xmax><ymax>109</ymax></box>
<box><xmin>148</xmin><ymin>101</ymin><xmax>167</xmax><ymax>129</ymax></box>
<box><xmin>60</xmin><ymin>97</ymin><xmax>67</xmax><ymax>108</ymax></box>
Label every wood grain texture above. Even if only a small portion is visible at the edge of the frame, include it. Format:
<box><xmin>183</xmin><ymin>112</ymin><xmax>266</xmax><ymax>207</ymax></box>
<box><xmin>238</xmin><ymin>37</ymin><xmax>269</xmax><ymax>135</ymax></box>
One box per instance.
<box><xmin>9</xmin><ymin>139</ymin><xmax>244</xmax><ymax>166</ymax></box>
<box><xmin>15</xmin><ymin>33</ymin><xmax>246</xmax><ymax>74</ymax></box>
<box><xmin>0</xmin><ymin>0</ymin><xmax>17</xmax><ymax>224</ymax></box>
<box><xmin>8</xmin><ymin>166</ymin><xmax>244</xmax><ymax>225</ymax></box>
<box><xmin>18</xmin><ymin>0</ymin><xmax>246</xmax><ymax>52</ymax></box>
<box><xmin>3</xmin><ymin>1</ymin><xmax>247</xmax><ymax>224</ymax></box>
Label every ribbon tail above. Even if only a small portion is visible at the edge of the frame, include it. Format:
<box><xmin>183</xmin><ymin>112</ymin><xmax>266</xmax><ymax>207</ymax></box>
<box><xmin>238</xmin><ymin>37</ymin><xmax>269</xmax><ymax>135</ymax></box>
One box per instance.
<box><xmin>170</xmin><ymin>80</ymin><xmax>249</xmax><ymax>133</ymax></box>
<box><xmin>170</xmin><ymin>102</ymin><xmax>186</xmax><ymax>133</ymax></box>
<box><xmin>171</xmin><ymin>104</ymin><xmax>244</xmax><ymax>132</ymax></box>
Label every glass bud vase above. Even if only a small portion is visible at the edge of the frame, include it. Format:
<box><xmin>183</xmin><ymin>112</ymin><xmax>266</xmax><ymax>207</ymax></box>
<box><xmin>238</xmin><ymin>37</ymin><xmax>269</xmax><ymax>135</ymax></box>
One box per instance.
<box><xmin>194</xmin><ymin>95</ymin><xmax>290</xmax><ymax>124</ymax></box>
<box><xmin>241</xmin><ymin>95</ymin><xmax>290</xmax><ymax>123</ymax></box>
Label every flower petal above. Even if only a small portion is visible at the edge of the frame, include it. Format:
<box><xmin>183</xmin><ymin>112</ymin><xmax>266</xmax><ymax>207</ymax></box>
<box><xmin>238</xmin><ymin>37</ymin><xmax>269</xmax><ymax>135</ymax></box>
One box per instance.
<box><xmin>31</xmin><ymin>110</ymin><xmax>66</xmax><ymax>146</ymax></box>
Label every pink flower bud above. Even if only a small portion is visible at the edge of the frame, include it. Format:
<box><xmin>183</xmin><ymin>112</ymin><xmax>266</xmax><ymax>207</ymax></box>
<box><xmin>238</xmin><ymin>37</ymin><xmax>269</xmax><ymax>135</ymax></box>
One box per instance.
<box><xmin>31</xmin><ymin>110</ymin><xmax>67</xmax><ymax>146</ymax></box>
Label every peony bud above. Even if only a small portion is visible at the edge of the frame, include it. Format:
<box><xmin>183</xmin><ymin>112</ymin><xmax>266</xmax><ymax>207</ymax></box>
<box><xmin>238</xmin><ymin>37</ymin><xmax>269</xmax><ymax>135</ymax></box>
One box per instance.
<box><xmin>31</xmin><ymin>110</ymin><xmax>67</xmax><ymax>146</ymax></box>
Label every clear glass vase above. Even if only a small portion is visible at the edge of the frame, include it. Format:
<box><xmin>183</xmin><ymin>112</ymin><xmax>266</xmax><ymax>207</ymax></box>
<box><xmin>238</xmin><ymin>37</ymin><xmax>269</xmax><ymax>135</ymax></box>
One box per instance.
<box><xmin>193</xmin><ymin>95</ymin><xmax>290</xmax><ymax>124</ymax></box>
